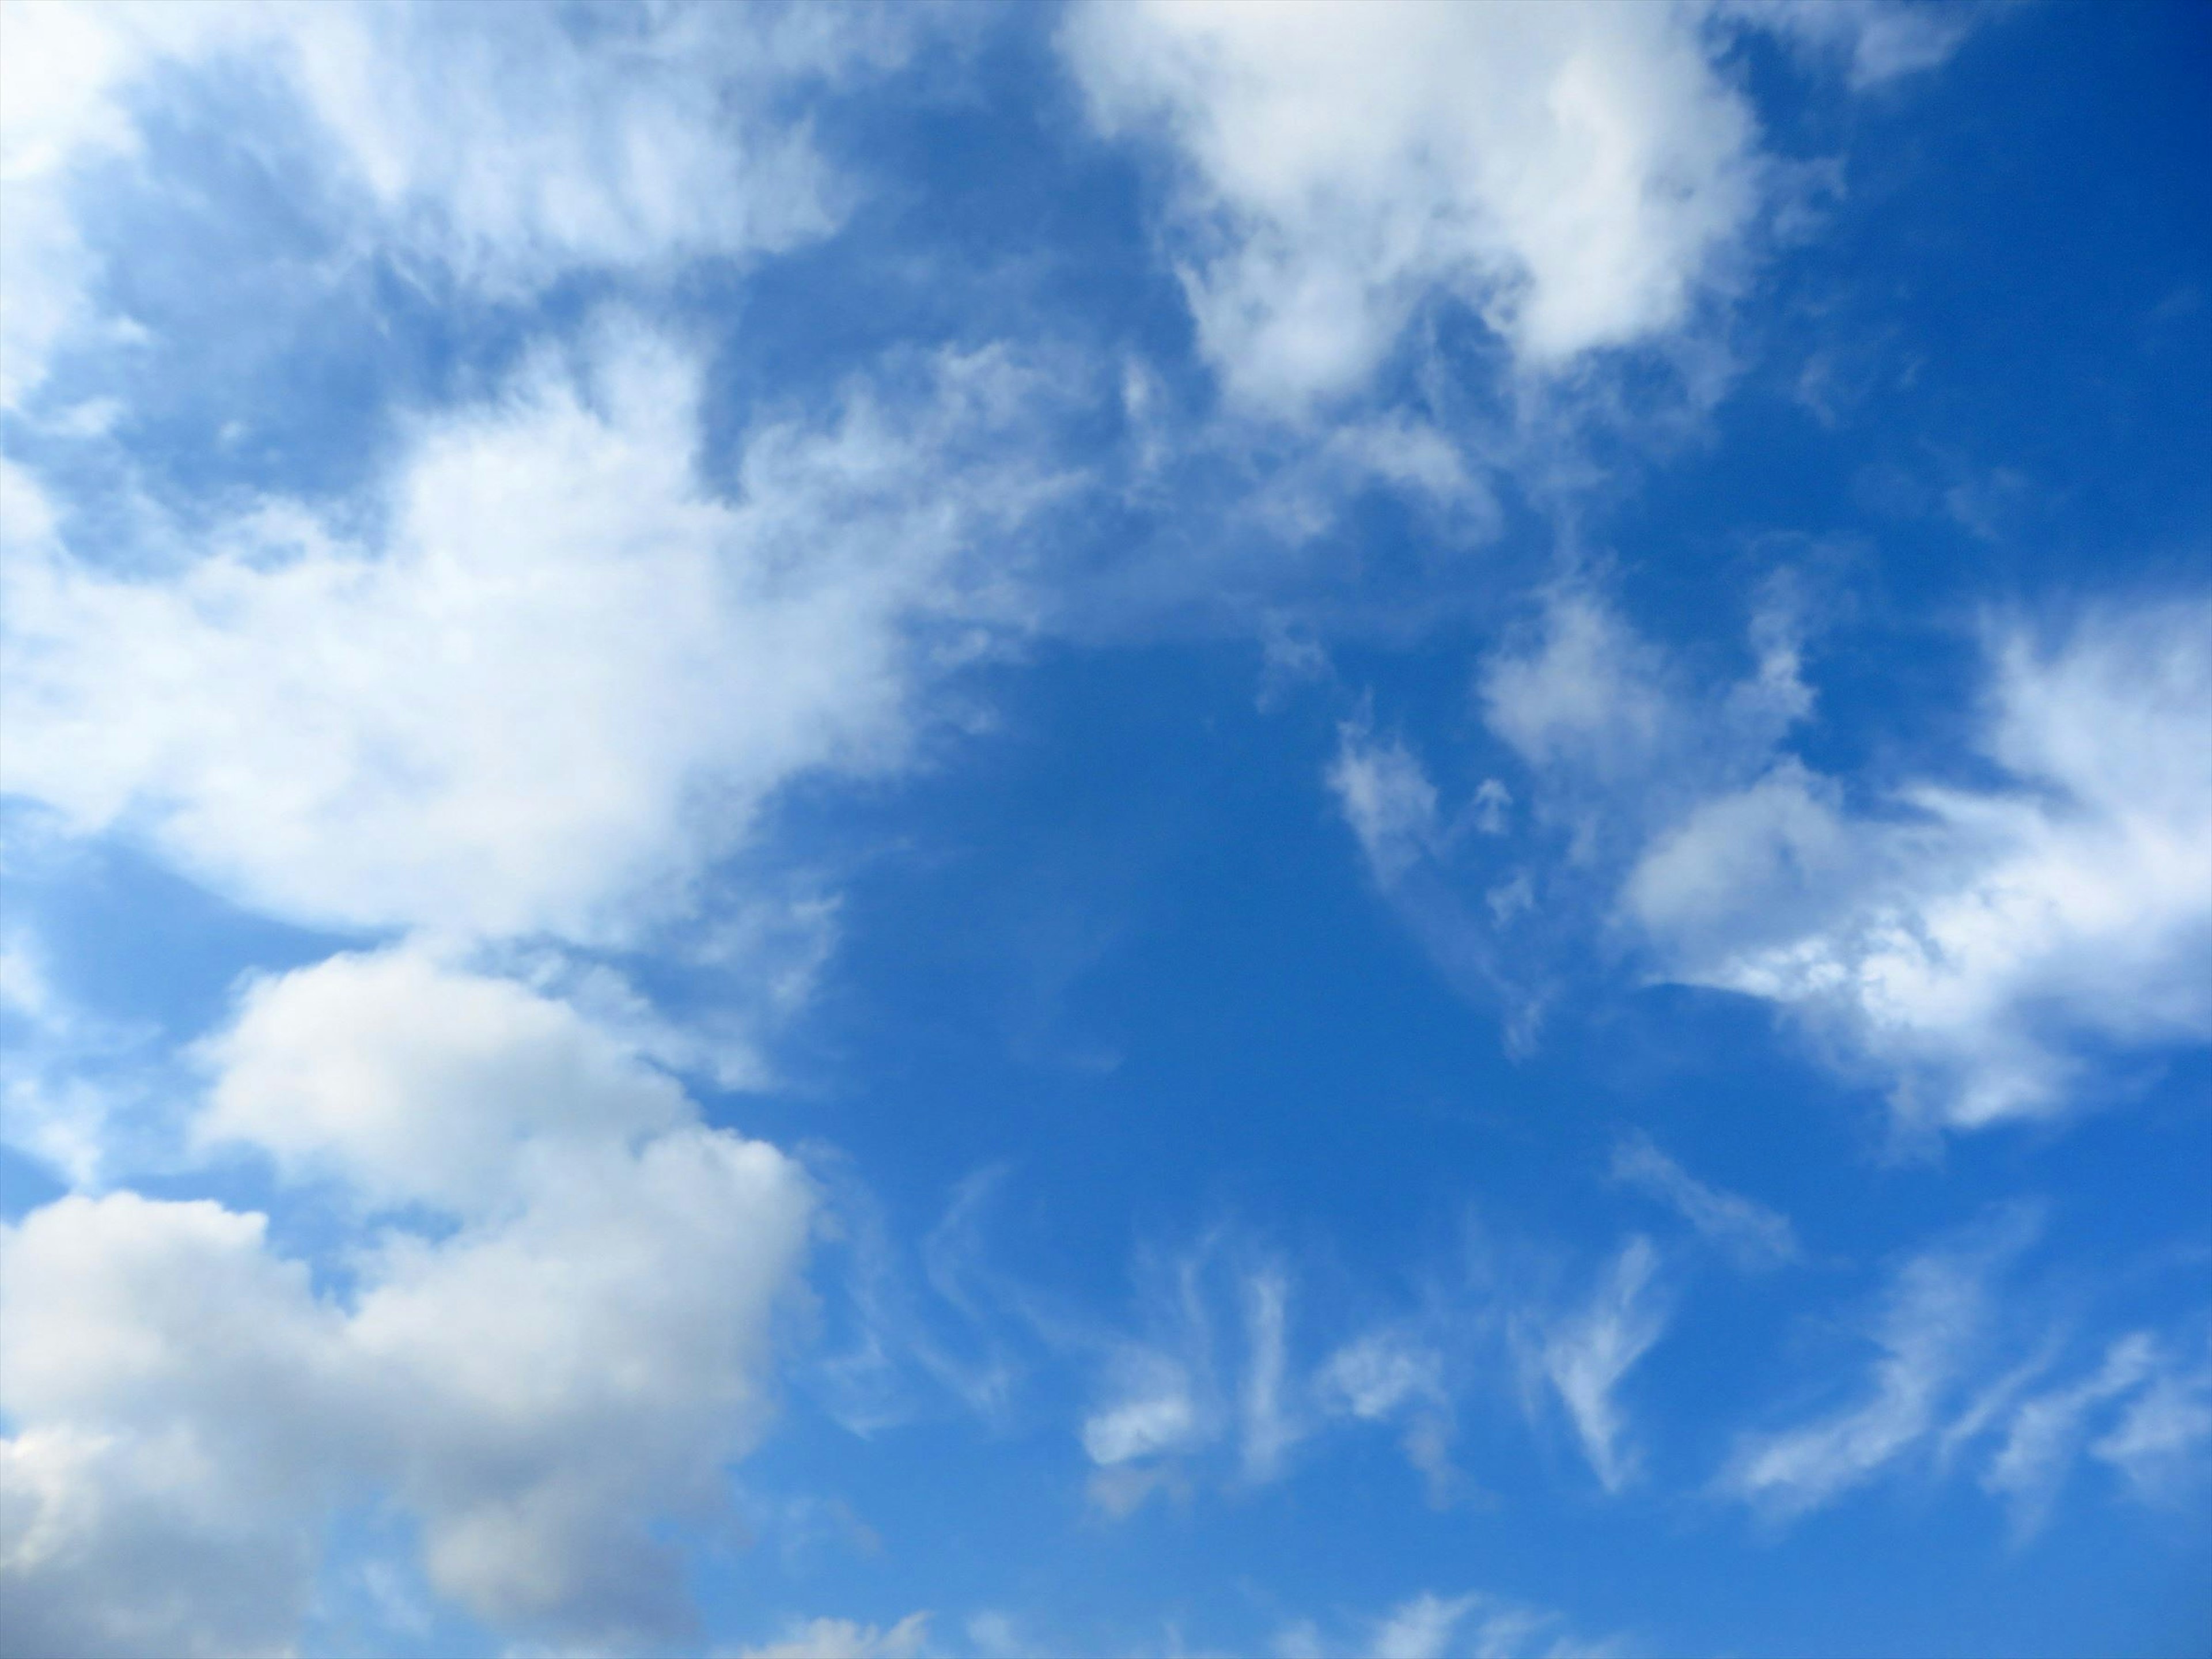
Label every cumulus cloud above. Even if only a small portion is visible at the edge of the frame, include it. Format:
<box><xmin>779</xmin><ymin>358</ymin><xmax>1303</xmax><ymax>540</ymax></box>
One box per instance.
<box><xmin>1063</xmin><ymin>1</ymin><xmax>1772</xmax><ymax>411</ymax></box>
<box><xmin>0</xmin><ymin>947</ymin><xmax>816</xmax><ymax>1654</ymax></box>
<box><xmin>1</xmin><ymin>320</ymin><xmax>1070</xmax><ymax>943</ymax></box>
<box><xmin>0</xmin><ymin>1195</ymin><xmax>349</xmax><ymax>1659</ymax></box>
<box><xmin>0</xmin><ymin>0</ymin><xmax>911</xmax><ymax>410</ymax></box>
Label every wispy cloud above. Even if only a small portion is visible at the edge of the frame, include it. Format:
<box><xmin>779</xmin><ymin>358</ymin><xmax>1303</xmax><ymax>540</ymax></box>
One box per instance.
<box><xmin>1609</xmin><ymin>1134</ymin><xmax>1801</xmax><ymax>1271</ymax></box>
<box><xmin>1531</xmin><ymin>1237</ymin><xmax>1671</xmax><ymax>1491</ymax></box>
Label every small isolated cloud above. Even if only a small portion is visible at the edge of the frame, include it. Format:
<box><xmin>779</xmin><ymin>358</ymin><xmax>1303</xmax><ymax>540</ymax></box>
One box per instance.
<box><xmin>1530</xmin><ymin>1237</ymin><xmax>1671</xmax><ymax>1492</ymax></box>
<box><xmin>1609</xmin><ymin>1134</ymin><xmax>1801</xmax><ymax>1271</ymax></box>
<box><xmin>1328</xmin><ymin>719</ymin><xmax>1443</xmax><ymax>886</ymax></box>
<box><xmin>726</xmin><ymin>1613</ymin><xmax>933</xmax><ymax>1659</ymax></box>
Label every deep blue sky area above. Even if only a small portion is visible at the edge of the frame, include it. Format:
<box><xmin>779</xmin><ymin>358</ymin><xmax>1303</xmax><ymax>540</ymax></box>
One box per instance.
<box><xmin>1</xmin><ymin>4</ymin><xmax>2207</xmax><ymax>1657</ymax></box>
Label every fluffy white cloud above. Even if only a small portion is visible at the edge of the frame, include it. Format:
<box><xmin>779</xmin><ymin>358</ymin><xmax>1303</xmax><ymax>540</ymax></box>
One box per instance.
<box><xmin>0</xmin><ymin>0</ymin><xmax>908</xmax><ymax>409</ymax></box>
<box><xmin>198</xmin><ymin>943</ymin><xmax>690</xmax><ymax>1212</ymax></box>
<box><xmin>1064</xmin><ymin>1</ymin><xmax>1781</xmax><ymax>411</ymax></box>
<box><xmin>1</xmin><ymin>320</ymin><xmax>1067</xmax><ymax>942</ymax></box>
<box><xmin>0</xmin><ymin>948</ymin><xmax>816</xmax><ymax>1654</ymax></box>
<box><xmin>0</xmin><ymin>1195</ymin><xmax>349</xmax><ymax>1659</ymax></box>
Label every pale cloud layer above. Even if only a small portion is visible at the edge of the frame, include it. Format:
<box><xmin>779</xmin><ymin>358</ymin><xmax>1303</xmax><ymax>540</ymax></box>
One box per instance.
<box><xmin>2</xmin><ymin>321</ymin><xmax>1068</xmax><ymax>943</ymax></box>
<box><xmin>0</xmin><ymin>946</ymin><xmax>816</xmax><ymax>1656</ymax></box>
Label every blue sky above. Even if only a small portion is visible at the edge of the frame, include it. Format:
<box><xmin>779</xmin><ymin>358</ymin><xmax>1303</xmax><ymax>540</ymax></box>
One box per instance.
<box><xmin>1</xmin><ymin>3</ymin><xmax>2207</xmax><ymax>1657</ymax></box>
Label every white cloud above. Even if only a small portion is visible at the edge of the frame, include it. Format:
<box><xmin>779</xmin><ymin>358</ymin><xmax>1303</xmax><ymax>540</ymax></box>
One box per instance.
<box><xmin>1317</xmin><ymin>1330</ymin><xmax>1447</xmax><ymax>1424</ymax></box>
<box><xmin>1281</xmin><ymin>1588</ymin><xmax>1623</xmax><ymax>1659</ymax></box>
<box><xmin>0</xmin><ymin>1195</ymin><xmax>348</xmax><ymax>1659</ymax></box>
<box><xmin>0</xmin><ymin>948</ymin><xmax>816</xmax><ymax>1654</ymax></box>
<box><xmin>1609</xmin><ymin>1133</ymin><xmax>1801</xmax><ymax>1270</ymax></box>
<box><xmin>1480</xmin><ymin>579</ymin><xmax>1809</xmax><ymax>809</ymax></box>
<box><xmin>197</xmin><ymin>943</ymin><xmax>689</xmax><ymax>1212</ymax></box>
<box><xmin>0</xmin><ymin>0</ymin><xmax>910</xmax><ymax>410</ymax></box>
<box><xmin>1327</xmin><ymin>720</ymin><xmax>1442</xmax><ymax>885</ymax></box>
<box><xmin>1719</xmin><ymin>1211</ymin><xmax>2031</xmax><ymax>1520</ymax></box>
<box><xmin>1066</xmin><ymin>1244</ymin><xmax>1468</xmax><ymax>1512</ymax></box>
<box><xmin>1373</xmin><ymin>1593</ymin><xmax>1482</xmax><ymax>1659</ymax></box>
<box><xmin>2</xmin><ymin>320</ymin><xmax>1069</xmax><ymax>944</ymax></box>
<box><xmin>1082</xmin><ymin>1358</ymin><xmax>1205</xmax><ymax>1468</ymax></box>
<box><xmin>1724</xmin><ymin>1212</ymin><xmax>2211</xmax><ymax>1533</ymax></box>
<box><xmin>1063</xmin><ymin>1</ymin><xmax>1771</xmax><ymax>411</ymax></box>
<box><xmin>1482</xmin><ymin>590</ymin><xmax>1685</xmax><ymax>787</ymax></box>
<box><xmin>2092</xmin><ymin>1338</ymin><xmax>2212</xmax><ymax>1505</ymax></box>
<box><xmin>1717</xmin><ymin>0</ymin><xmax>1980</xmax><ymax>89</ymax></box>
<box><xmin>1647</xmin><ymin>599</ymin><xmax>2212</xmax><ymax>1126</ymax></box>
<box><xmin>0</xmin><ymin>927</ymin><xmax>162</xmax><ymax>1189</ymax></box>
<box><xmin>1982</xmin><ymin>1333</ymin><xmax>2158</xmax><ymax>1537</ymax></box>
<box><xmin>1445</xmin><ymin>582</ymin><xmax>2212</xmax><ymax>1128</ymax></box>
<box><xmin>724</xmin><ymin>1613</ymin><xmax>933</xmax><ymax>1659</ymax></box>
<box><xmin>1240</xmin><ymin>1268</ymin><xmax>1297</xmax><ymax>1481</ymax></box>
<box><xmin>1532</xmin><ymin>1237</ymin><xmax>1668</xmax><ymax>1491</ymax></box>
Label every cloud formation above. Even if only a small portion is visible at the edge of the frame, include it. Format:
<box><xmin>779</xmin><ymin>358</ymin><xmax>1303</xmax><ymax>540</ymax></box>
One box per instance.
<box><xmin>0</xmin><ymin>0</ymin><xmax>910</xmax><ymax>411</ymax></box>
<box><xmin>1346</xmin><ymin>581</ymin><xmax>2212</xmax><ymax>1130</ymax></box>
<box><xmin>0</xmin><ymin>946</ymin><xmax>816</xmax><ymax>1655</ymax></box>
<box><xmin>2</xmin><ymin>322</ymin><xmax>1070</xmax><ymax>943</ymax></box>
<box><xmin>1610</xmin><ymin>1134</ymin><xmax>1801</xmax><ymax>1271</ymax></box>
<box><xmin>1065</xmin><ymin>2</ymin><xmax>1767</xmax><ymax>410</ymax></box>
<box><xmin>1721</xmin><ymin>1210</ymin><xmax>2209</xmax><ymax>1529</ymax></box>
